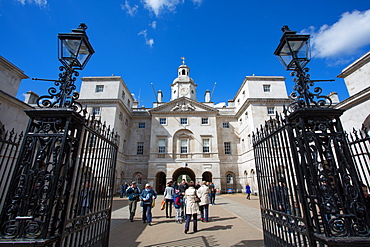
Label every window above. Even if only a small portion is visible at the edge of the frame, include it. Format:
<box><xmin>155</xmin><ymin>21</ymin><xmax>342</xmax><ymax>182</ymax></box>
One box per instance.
<box><xmin>158</xmin><ymin>139</ymin><xmax>166</xmax><ymax>153</ymax></box>
<box><xmin>267</xmin><ymin>107</ymin><xmax>275</xmax><ymax>115</ymax></box>
<box><xmin>224</xmin><ymin>142</ymin><xmax>231</xmax><ymax>155</ymax></box>
<box><xmin>159</xmin><ymin>118</ymin><xmax>167</xmax><ymax>125</ymax></box>
<box><xmin>137</xmin><ymin>142</ymin><xmax>144</xmax><ymax>155</ymax></box>
<box><xmin>263</xmin><ymin>85</ymin><xmax>271</xmax><ymax>92</ymax></box>
<box><xmin>223</xmin><ymin>122</ymin><xmax>229</xmax><ymax>128</ymax></box>
<box><xmin>180</xmin><ymin>118</ymin><xmax>188</xmax><ymax>125</ymax></box>
<box><xmin>134</xmin><ymin>173</ymin><xmax>143</xmax><ymax>185</ymax></box>
<box><xmin>226</xmin><ymin>173</ymin><xmax>234</xmax><ymax>184</ymax></box>
<box><xmin>119</xmin><ymin>112</ymin><xmax>123</xmax><ymax>121</ymax></box>
<box><xmin>180</xmin><ymin>139</ymin><xmax>188</xmax><ymax>153</ymax></box>
<box><xmin>139</xmin><ymin>122</ymin><xmax>145</xmax><ymax>128</ymax></box>
<box><xmin>203</xmin><ymin>139</ymin><xmax>210</xmax><ymax>153</ymax></box>
<box><xmin>95</xmin><ymin>85</ymin><xmax>104</xmax><ymax>92</ymax></box>
<box><xmin>201</xmin><ymin>118</ymin><xmax>209</xmax><ymax>125</ymax></box>
<box><xmin>92</xmin><ymin>107</ymin><xmax>100</xmax><ymax>116</ymax></box>
<box><xmin>122</xmin><ymin>140</ymin><xmax>126</xmax><ymax>153</ymax></box>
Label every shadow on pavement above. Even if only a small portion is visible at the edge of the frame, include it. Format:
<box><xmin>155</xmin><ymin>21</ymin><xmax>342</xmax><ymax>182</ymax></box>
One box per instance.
<box><xmin>145</xmin><ymin>235</ymin><xmax>219</xmax><ymax>247</ymax></box>
<box><xmin>232</xmin><ymin>239</ymin><xmax>265</xmax><ymax>247</ymax></box>
<box><xmin>199</xmin><ymin>224</ymin><xmax>233</xmax><ymax>232</ymax></box>
<box><xmin>110</xmin><ymin>219</ymin><xmax>146</xmax><ymax>246</ymax></box>
<box><xmin>210</xmin><ymin>216</ymin><xmax>237</xmax><ymax>222</ymax></box>
<box><xmin>111</xmin><ymin>198</ymin><xmax>129</xmax><ymax>211</ymax></box>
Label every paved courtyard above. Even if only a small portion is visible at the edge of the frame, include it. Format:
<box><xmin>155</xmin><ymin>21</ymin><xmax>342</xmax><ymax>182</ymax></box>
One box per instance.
<box><xmin>109</xmin><ymin>193</ymin><xmax>264</xmax><ymax>247</ymax></box>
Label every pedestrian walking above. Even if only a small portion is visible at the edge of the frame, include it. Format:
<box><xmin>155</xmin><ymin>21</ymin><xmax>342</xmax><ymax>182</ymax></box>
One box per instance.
<box><xmin>197</xmin><ymin>181</ymin><xmax>210</xmax><ymax>222</ymax></box>
<box><xmin>126</xmin><ymin>181</ymin><xmax>141</xmax><ymax>222</ymax></box>
<box><xmin>184</xmin><ymin>181</ymin><xmax>200</xmax><ymax>234</ymax></box>
<box><xmin>140</xmin><ymin>183</ymin><xmax>157</xmax><ymax>226</ymax></box>
<box><xmin>179</xmin><ymin>179</ymin><xmax>188</xmax><ymax>220</ymax></box>
<box><xmin>164</xmin><ymin>181</ymin><xmax>174</xmax><ymax>218</ymax></box>
<box><xmin>173</xmin><ymin>189</ymin><xmax>183</xmax><ymax>223</ymax></box>
<box><xmin>210</xmin><ymin>182</ymin><xmax>216</xmax><ymax>205</ymax></box>
<box><xmin>122</xmin><ymin>182</ymin><xmax>129</xmax><ymax>197</ymax></box>
<box><xmin>245</xmin><ymin>183</ymin><xmax>251</xmax><ymax>200</ymax></box>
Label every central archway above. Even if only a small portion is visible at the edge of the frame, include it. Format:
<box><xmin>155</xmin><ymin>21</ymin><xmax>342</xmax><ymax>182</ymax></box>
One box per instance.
<box><xmin>172</xmin><ymin>167</ymin><xmax>195</xmax><ymax>184</ymax></box>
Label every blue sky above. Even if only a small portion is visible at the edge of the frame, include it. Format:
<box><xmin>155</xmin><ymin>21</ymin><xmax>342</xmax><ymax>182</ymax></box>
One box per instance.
<box><xmin>1</xmin><ymin>0</ymin><xmax>370</xmax><ymax>107</ymax></box>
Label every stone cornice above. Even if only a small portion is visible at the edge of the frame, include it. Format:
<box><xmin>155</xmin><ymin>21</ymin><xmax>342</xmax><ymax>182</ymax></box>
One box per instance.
<box><xmin>149</xmin><ymin>97</ymin><xmax>218</xmax><ymax>113</ymax></box>
<box><xmin>78</xmin><ymin>98</ymin><xmax>133</xmax><ymax>116</ymax></box>
<box><xmin>337</xmin><ymin>51</ymin><xmax>370</xmax><ymax>78</ymax></box>
<box><xmin>0</xmin><ymin>56</ymin><xmax>28</xmax><ymax>79</ymax></box>
<box><xmin>0</xmin><ymin>90</ymin><xmax>34</xmax><ymax>109</ymax></box>
<box><xmin>334</xmin><ymin>86</ymin><xmax>370</xmax><ymax>110</ymax></box>
<box><xmin>235</xmin><ymin>98</ymin><xmax>292</xmax><ymax>117</ymax></box>
<box><xmin>151</xmin><ymin>110</ymin><xmax>217</xmax><ymax>115</ymax></box>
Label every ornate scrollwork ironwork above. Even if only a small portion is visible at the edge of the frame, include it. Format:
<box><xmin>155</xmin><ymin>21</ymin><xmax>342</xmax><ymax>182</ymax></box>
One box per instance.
<box><xmin>37</xmin><ymin>66</ymin><xmax>83</xmax><ymax>113</ymax></box>
<box><xmin>285</xmin><ymin>67</ymin><xmax>333</xmax><ymax>114</ymax></box>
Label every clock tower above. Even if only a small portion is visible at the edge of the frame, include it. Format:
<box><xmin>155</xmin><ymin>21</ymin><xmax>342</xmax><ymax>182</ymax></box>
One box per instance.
<box><xmin>171</xmin><ymin>59</ymin><xmax>197</xmax><ymax>101</ymax></box>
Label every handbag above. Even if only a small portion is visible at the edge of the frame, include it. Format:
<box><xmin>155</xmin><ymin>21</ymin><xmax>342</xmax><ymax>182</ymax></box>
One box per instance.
<box><xmin>160</xmin><ymin>200</ymin><xmax>165</xmax><ymax>210</ymax></box>
<box><xmin>151</xmin><ymin>199</ymin><xmax>156</xmax><ymax>208</ymax></box>
<box><xmin>195</xmin><ymin>196</ymin><xmax>201</xmax><ymax>203</ymax></box>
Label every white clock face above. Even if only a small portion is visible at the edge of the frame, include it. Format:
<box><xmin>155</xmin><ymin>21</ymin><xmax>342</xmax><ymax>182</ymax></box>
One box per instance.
<box><xmin>180</xmin><ymin>87</ymin><xmax>189</xmax><ymax>95</ymax></box>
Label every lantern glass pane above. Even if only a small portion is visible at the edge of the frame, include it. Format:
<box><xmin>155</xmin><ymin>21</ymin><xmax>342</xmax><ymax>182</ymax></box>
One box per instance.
<box><xmin>62</xmin><ymin>39</ymin><xmax>81</xmax><ymax>58</ymax></box>
<box><xmin>77</xmin><ymin>40</ymin><xmax>90</xmax><ymax>67</ymax></box>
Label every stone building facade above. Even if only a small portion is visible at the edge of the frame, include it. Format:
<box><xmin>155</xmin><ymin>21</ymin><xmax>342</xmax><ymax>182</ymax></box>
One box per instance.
<box><xmin>0</xmin><ymin>56</ymin><xmax>32</xmax><ymax>135</ymax></box>
<box><xmin>79</xmin><ymin>62</ymin><xmax>292</xmax><ymax>193</ymax></box>
<box><xmin>335</xmin><ymin>51</ymin><xmax>370</xmax><ymax>131</ymax></box>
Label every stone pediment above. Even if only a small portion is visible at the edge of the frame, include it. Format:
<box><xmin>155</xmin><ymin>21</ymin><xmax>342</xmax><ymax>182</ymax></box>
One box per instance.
<box><xmin>150</xmin><ymin>97</ymin><xmax>217</xmax><ymax>114</ymax></box>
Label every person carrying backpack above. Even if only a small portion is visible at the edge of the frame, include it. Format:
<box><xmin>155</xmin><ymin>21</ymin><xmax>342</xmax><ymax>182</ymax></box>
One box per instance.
<box><xmin>173</xmin><ymin>189</ymin><xmax>183</xmax><ymax>223</ymax></box>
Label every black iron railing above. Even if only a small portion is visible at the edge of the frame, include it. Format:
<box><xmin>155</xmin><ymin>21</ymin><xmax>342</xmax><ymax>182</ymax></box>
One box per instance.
<box><xmin>253</xmin><ymin>111</ymin><xmax>370</xmax><ymax>247</ymax></box>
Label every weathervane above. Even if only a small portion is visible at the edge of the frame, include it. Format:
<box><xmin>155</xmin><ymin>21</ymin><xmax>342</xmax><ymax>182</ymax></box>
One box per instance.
<box><xmin>180</xmin><ymin>57</ymin><xmax>186</xmax><ymax>65</ymax></box>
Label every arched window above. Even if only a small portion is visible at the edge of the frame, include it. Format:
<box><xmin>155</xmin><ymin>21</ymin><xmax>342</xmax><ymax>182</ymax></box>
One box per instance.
<box><xmin>226</xmin><ymin>173</ymin><xmax>234</xmax><ymax>184</ymax></box>
<box><xmin>133</xmin><ymin>172</ymin><xmax>143</xmax><ymax>185</ymax></box>
<box><xmin>182</xmin><ymin>69</ymin><xmax>186</xmax><ymax>75</ymax></box>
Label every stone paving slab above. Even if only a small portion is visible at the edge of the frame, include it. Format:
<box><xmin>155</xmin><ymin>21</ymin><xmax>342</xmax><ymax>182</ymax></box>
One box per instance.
<box><xmin>109</xmin><ymin>193</ymin><xmax>264</xmax><ymax>247</ymax></box>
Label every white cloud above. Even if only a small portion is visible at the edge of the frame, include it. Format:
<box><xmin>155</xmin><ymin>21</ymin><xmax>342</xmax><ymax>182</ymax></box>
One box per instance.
<box><xmin>16</xmin><ymin>0</ymin><xmax>47</xmax><ymax>7</ymax></box>
<box><xmin>121</xmin><ymin>0</ymin><xmax>139</xmax><ymax>17</ymax></box>
<box><xmin>150</xmin><ymin>21</ymin><xmax>157</xmax><ymax>29</ymax></box>
<box><xmin>305</xmin><ymin>9</ymin><xmax>370</xmax><ymax>59</ymax></box>
<box><xmin>191</xmin><ymin>0</ymin><xmax>204</xmax><ymax>6</ymax></box>
<box><xmin>138</xmin><ymin>29</ymin><xmax>154</xmax><ymax>47</ymax></box>
<box><xmin>141</xmin><ymin>0</ymin><xmax>183</xmax><ymax>16</ymax></box>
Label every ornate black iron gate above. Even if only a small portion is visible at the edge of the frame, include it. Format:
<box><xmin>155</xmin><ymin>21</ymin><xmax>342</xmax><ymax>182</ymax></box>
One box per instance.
<box><xmin>0</xmin><ymin>109</ymin><xmax>118</xmax><ymax>246</ymax></box>
<box><xmin>253</xmin><ymin>110</ymin><xmax>370</xmax><ymax>246</ymax></box>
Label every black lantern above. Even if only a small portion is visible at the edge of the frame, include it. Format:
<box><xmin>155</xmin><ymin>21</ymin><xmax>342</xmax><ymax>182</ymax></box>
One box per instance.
<box><xmin>58</xmin><ymin>23</ymin><xmax>95</xmax><ymax>70</ymax></box>
<box><xmin>273</xmin><ymin>25</ymin><xmax>332</xmax><ymax>110</ymax></box>
<box><xmin>274</xmin><ymin>25</ymin><xmax>310</xmax><ymax>70</ymax></box>
<box><xmin>36</xmin><ymin>23</ymin><xmax>94</xmax><ymax>112</ymax></box>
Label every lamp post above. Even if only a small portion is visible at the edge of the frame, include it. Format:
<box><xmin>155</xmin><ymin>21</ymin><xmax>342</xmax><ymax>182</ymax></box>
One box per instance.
<box><xmin>37</xmin><ymin>23</ymin><xmax>95</xmax><ymax>112</ymax></box>
<box><xmin>274</xmin><ymin>25</ymin><xmax>331</xmax><ymax>111</ymax></box>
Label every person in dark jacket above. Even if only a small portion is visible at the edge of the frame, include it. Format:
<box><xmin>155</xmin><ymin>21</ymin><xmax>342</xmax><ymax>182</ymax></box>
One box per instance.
<box><xmin>245</xmin><ymin>183</ymin><xmax>251</xmax><ymax>200</ymax></box>
<box><xmin>140</xmin><ymin>183</ymin><xmax>157</xmax><ymax>226</ymax></box>
<box><xmin>77</xmin><ymin>181</ymin><xmax>94</xmax><ymax>216</ymax></box>
<box><xmin>126</xmin><ymin>181</ymin><xmax>141</xmax><ymax>222</ymax></box>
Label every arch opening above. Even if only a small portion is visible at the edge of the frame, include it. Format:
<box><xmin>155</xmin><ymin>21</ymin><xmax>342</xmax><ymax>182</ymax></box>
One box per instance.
<box><xmin>172</xmin><ymin>167</ymin><xmax>195</xmax><ymax>184</ymax></box>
